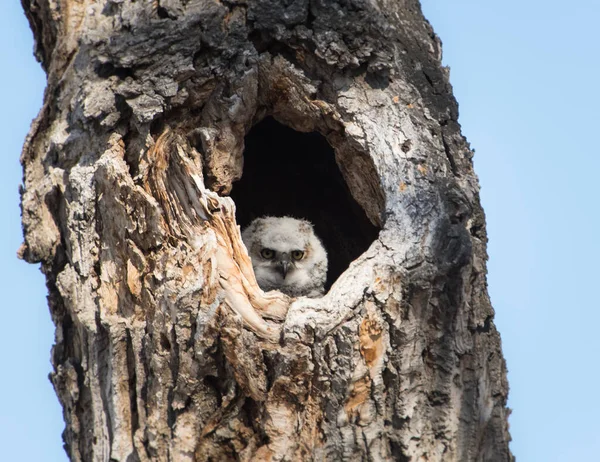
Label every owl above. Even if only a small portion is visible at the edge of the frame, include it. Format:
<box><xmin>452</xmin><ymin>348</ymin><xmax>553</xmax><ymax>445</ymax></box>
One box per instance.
<box><xmin>241</xmin><ymin>216</ymin><xmax>328</xmax><ymax>297</ymax></box>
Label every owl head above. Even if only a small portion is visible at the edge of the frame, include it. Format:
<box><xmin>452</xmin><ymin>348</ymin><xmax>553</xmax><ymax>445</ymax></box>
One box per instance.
<box><xmin>241</xmin><ymin>216</ymin><xmax>328</xmax><ymax>297</ymax></box>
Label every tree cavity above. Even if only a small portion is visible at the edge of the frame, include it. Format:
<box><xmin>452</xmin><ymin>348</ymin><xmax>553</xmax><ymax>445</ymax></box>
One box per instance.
<box><xmin>230</xmin><ymin>117</ymin><xmax>380</xmax><ymax>290</ymax></box>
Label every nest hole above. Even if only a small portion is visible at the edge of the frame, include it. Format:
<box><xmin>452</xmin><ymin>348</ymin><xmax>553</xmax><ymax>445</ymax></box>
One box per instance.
<box><xmin>230</xmin><ymin>117</ymin><xmax>380</xmax><ymax>289</ymax></box>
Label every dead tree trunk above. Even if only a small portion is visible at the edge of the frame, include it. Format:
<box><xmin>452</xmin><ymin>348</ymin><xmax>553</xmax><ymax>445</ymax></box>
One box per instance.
<box><xmin>20</xmin><ymin>0</ymin><xmax>512</xmax><ymax>460</ymax></box>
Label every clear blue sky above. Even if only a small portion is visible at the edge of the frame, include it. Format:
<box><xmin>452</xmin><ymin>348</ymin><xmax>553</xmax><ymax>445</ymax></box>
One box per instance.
<box><xmin>1</xmin><ymin>1</ymin><xmax>598</xmax><ymax>461</ymax></box>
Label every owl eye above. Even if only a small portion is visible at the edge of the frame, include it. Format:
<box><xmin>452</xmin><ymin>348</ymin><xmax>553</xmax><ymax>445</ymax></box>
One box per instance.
<box><xmin>291</xmin><ymin>250</ymin><xmax>305</xmax><ymax>261</ymax></box>
<box><xmin>260</xmin><ymin>248</ymin><xmax>275</xmax><ymax>259</ymax></box>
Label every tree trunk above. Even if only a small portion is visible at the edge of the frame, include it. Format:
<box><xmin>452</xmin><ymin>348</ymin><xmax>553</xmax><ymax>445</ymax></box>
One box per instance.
<box><xmin>20</xmin><ymin>0</ymin><xmax>512</xmax><ymax>460</ymax></box>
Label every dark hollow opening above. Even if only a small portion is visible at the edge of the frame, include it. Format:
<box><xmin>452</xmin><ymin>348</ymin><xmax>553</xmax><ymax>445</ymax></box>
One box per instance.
<box><xmin>230</xmin><ymin>117</ymin><xmax>380</xmax><ymax>290</ymax></box>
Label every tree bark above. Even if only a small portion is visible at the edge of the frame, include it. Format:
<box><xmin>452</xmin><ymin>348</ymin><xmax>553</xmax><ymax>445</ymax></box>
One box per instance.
<box><xmin>20</xmin><ymin>0</ymin><xmax>512</xmax><ymax>460</ymax></box>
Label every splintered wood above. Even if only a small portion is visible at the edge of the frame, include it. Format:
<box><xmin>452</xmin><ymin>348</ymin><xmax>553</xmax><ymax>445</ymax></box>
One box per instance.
<box><xmin>143</xmin><ymin>130</ymin><xmax>290</xmax><ymax>341</ymax></box>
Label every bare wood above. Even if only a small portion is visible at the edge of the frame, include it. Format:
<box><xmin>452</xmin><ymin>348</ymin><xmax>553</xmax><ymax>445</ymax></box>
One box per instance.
<box><xmin>143</xmin><ymin>130</ymin><xmax>290</xmax><ymax>339</ymax></box>
<box><xmin>20</xmin><ymin>0</ymin><xmax>512</xmax><ymax>461</ymax></box>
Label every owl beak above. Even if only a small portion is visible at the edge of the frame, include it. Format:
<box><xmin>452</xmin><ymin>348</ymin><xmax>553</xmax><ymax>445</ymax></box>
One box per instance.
<box><xmin>277</xmin><ymin>255</ymin><xmax>291</xmax><ymax>279</ymax></box>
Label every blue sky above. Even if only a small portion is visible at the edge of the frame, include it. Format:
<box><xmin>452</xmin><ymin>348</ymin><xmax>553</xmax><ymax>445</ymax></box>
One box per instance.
<box><xmin>421</xmin><ymin>1</ymin><xmax>600</xmax><ymax>460</ymax></box>
<box><xmin>0</xmin><ymin>4</ymin><xmax>66</xmax><ymax>462</ymax></box>
<box><xmin>1</xmin><ymin>1</ymin><xmax>598</xmax><ymax>461</ymax></box>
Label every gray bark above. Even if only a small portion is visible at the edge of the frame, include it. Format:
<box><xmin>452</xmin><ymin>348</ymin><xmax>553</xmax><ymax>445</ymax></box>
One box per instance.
<box><xmin>20</xmin><ymin>0</ymin><xmax>512</xmax><ymax>460</ymax></box>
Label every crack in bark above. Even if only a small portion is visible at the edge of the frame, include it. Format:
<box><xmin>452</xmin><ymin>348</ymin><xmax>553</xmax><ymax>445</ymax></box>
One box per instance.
<box><xmin>441</xmin><ymin>131</ymin><xmax>459</xmax><ymax>177</ymax></box>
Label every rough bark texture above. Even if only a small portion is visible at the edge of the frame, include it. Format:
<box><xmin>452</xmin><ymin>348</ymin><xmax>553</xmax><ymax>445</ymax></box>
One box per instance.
<box><xmin>20</xmin><ymin>0</ymin><xmax>512</xmax><ymax>460</ymax></box>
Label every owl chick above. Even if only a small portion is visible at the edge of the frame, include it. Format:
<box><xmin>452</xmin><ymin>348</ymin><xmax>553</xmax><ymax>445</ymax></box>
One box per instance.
<box><xmin>242</xmin><ymin>216</ymin><xmax>328</xmax><ymax>298</ymax></box>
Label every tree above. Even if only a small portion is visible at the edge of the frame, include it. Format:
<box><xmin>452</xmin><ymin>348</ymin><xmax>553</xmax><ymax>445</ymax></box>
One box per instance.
<box><xmin>19</xmin><ymin>0</ymin><xmax>512</xmax><ymax>460</ymax></box>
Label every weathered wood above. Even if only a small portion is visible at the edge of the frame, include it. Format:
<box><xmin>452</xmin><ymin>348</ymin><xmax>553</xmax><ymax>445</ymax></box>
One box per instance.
<box><xmin>20</xmin><ymin>0</ymin><xmax>512</xmax><ymax>460</ymax></box>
